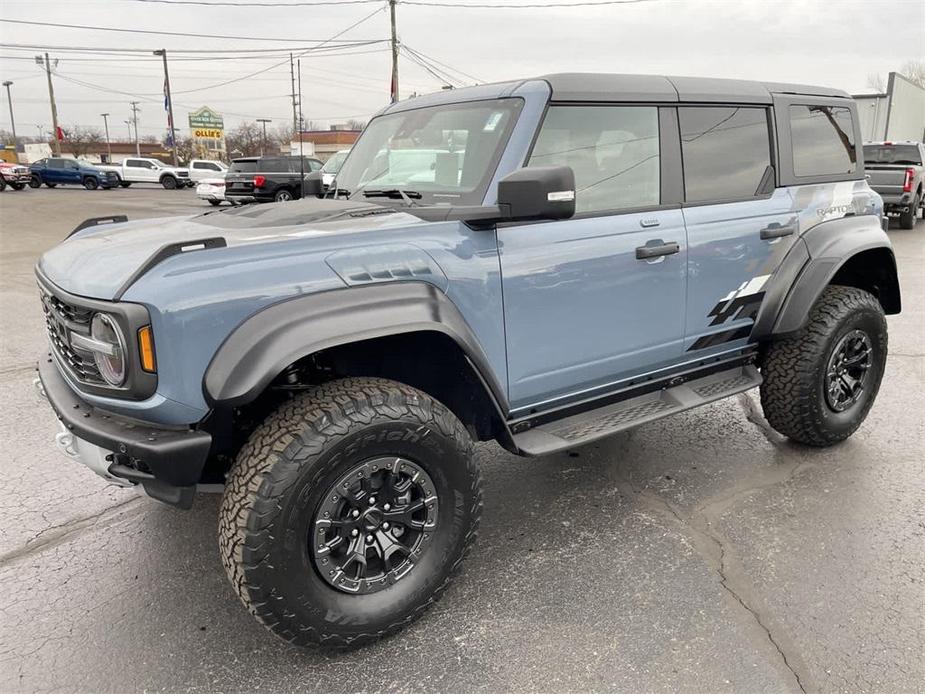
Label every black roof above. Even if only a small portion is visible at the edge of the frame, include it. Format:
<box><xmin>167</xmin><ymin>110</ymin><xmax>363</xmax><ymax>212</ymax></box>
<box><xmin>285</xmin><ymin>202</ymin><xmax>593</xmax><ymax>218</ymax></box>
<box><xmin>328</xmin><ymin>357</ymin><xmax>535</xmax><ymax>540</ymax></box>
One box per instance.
<box><xmin>539</xmin><ymin>73</ymin><xmax>850</xmax><ymax>103</ymax></box>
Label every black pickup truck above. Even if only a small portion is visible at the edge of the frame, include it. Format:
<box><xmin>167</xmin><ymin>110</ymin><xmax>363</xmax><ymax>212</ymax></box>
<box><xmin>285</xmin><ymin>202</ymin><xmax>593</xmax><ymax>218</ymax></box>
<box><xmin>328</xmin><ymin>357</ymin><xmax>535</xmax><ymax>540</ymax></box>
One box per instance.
<box><xmin>225</xmin><ymin>155</ymin><xmax>323</xmax><ymax>203</ymax></box>
<box><xmin>863</xmin><ymin>141</ymin><xmax>925</xmax><ymax>229</ymax></box>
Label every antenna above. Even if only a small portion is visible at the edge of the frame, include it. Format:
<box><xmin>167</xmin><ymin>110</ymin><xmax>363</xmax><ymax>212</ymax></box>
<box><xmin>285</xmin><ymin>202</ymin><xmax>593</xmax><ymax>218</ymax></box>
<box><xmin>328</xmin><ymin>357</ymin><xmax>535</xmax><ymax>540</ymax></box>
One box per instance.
<box><xmin>297</xmin><ymin>58</ymin><xmax>305</xmax><ymax>195</ymax></box>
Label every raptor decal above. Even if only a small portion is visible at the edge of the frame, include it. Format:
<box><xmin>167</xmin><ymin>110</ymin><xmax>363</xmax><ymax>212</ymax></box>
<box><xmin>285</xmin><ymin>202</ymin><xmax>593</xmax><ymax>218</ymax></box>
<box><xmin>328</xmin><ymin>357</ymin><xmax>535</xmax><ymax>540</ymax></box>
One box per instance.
<box><xmin>689</xmin><ymin>274</ymin><xmax>771</xmax><ymax>351</ymax></box>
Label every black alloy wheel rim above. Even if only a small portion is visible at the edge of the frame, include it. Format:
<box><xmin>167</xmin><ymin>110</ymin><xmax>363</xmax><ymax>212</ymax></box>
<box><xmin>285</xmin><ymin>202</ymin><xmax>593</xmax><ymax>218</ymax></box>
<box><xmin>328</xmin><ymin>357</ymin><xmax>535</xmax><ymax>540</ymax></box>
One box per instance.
<box><xmin>825</xmin><ymin>329</ymin><xmax>873</xmax><ymax>412</ymax></box>
<box><xmin>312</xmin><ymin>457</ymin><xmax>438</xmax><ymax>594</ymax></box>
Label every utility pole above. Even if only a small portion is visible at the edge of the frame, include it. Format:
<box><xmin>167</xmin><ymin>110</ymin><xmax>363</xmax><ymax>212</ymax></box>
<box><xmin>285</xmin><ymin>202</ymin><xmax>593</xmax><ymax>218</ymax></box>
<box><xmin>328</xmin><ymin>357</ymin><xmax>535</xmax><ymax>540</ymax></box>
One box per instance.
<box><xmin>101</xmin><ymin>113</ymin><xmax>112</xmax><ymax>163</ymax></box>
<box><xmin>389</xmin><ymin>0</ymin><xmax>399</xmax><ymax>103</ymax></box>
<box><xmin>154</xmin><ymin>49</ymin><xmax>179</xmax><ymax>166</ymax></box>
<box><xmin>289</xmin><ymin>52</ymin><xmax>298</xmax><ymax>136</ymax></box>
<box><xmin>38</xmin><ymin>53</ymin><xmax>61</xmax><ymax>155</ymax></box>
<box><xmin>129</xmin><ymin>102</ymin><xmax>141</xmax><ymax>157</ymax></box>
<box><xmin>2</xmin><ymin>81</ymin><xmax>16</xmax><ymax>146</ymax></box>
<box><xmin>257</xmin><ymin>118</ymin><xmax>272</xmax><ymax>156</ymax></box>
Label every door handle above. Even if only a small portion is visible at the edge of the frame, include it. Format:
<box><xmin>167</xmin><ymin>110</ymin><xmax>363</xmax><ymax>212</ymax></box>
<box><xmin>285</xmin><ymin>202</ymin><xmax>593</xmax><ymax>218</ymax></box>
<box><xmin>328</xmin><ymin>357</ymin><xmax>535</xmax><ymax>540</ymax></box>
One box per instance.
<box><xmin>760</xmin><ymin>224</ymin><xmax>795</xmax><ymax>240</ymax></box>
<box><xmin>636</xmin><ymin>241</ymin><xmax>680</xmax><ymax>260</ymax></box>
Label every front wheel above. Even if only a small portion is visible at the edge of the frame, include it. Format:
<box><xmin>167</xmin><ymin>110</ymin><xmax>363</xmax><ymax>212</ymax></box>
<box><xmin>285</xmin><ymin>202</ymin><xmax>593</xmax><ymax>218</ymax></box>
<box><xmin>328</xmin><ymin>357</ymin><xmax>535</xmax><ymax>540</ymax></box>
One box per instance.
<box><xmin>208</xmin><ymin>199</ymin><xmax>221</xmax><ymax>206</ymax></box>
<box><xmin>9</xmin><ymin>182</ymin><xmax>25</xmax><ymax>190</ymax></box>
<box><xmin>83</xmin><ymin>177</ymin><xmax>99</xmax><ymax>190</ymax></box>
<box><xmin>28</xmin><ymin>175</ymin><xmax>41</xmax><ymax>189</ymax></box>
<box><xmin>219</xmin><ymin>377</ymin><xmax>482</xmax><ymax>648</ymax></box>
<box><xmin>161</xmin><ymin>176</ymin><xmax>177</xmax><ymax>190</ymax></box>
<box><xmin>760</xmin><ymin>285</ymin><xmax>887</xmax><ymax>447</ymax></box>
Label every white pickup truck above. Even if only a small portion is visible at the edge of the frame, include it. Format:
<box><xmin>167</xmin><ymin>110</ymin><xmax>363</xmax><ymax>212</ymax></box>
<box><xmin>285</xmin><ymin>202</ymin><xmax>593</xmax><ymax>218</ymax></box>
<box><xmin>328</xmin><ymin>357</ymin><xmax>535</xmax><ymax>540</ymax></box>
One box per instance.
<box><xmin>96</xmin><ymin>157</ymin><xmax>193</xmax><ymax>189</ymax></box>
<box><xmin>188</xmin><ymin>159</ymin><xmax>228</xmax><ymax>183</ymax></box>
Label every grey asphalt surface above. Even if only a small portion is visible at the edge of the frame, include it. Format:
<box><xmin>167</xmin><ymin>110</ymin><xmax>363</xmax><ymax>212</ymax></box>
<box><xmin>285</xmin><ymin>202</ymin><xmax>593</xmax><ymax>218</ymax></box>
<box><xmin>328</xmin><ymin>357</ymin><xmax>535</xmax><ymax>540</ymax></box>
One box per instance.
<box><xmin>0</xmin><ymin>185</ymin><xmax>923</xmax><ymax>694</ymax></box>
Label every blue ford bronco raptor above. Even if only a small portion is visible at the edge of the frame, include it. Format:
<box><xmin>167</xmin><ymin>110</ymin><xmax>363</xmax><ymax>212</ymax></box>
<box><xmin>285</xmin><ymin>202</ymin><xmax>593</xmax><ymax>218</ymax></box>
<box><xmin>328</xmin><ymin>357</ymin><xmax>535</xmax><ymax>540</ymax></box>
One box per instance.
<box><xmin>35</xmin><ymin>74</ymin><xmax>900</xmax><ymax>648</ymax></box>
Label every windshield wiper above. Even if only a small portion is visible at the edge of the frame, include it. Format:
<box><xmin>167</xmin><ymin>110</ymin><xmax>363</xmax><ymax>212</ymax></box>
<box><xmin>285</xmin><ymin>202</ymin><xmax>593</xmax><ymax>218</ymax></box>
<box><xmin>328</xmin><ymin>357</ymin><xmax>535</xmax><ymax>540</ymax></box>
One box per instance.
<box><xmin>362</xmin><ymin>188</ymin><xmax>422</xmax><ymax>206</ymax></box>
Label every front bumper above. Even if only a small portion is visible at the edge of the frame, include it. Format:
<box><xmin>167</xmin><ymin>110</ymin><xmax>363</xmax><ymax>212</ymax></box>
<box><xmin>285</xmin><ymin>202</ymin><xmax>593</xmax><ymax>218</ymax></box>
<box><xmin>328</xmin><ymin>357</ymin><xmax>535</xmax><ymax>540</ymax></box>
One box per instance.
<box><xmin>2</xmin><ymin>173</ymin><xmax>31</xmax><ymax>184</ymax></box>
<box><xmin>36</xmin><ymin>353</ymin><xmax>212</xmax><ymax>508</ymax></box>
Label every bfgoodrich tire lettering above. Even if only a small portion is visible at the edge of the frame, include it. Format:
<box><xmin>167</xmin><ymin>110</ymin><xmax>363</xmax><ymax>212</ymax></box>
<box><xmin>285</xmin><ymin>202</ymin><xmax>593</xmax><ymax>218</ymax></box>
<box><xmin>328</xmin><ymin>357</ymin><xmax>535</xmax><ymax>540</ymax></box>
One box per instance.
<box><xmin>219</xmin><ymin>377</ymin><xmax>482</xmax><ymax>648</ymax></box>
<box><xmin>760</xmin><ymin>285</ymin><xmax>887</xmax><ymax>446</ymax></box>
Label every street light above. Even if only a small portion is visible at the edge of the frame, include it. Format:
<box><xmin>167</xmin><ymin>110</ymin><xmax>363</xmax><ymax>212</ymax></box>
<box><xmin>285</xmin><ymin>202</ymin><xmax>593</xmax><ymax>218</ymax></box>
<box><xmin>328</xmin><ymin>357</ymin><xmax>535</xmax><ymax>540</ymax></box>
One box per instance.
<box><xmin>2</xmin><ymin>81</ymin><xmax>16</xmax><ymax>146</ymax></box>
<box><xmin>257</xmin><ymin>118</ymin><xmax>272</xmax><ymax>156</ymax></box>
<box><xmin>100</xmin><ymin>113</ymin><xmax>112</xmax><ymax>163</ymax></box>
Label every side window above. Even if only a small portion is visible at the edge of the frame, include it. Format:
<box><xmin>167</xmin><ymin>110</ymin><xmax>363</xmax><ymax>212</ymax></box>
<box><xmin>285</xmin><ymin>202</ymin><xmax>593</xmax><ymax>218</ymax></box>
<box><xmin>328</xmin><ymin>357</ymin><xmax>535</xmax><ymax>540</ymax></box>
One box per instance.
<box><xmin>679</xmin><ymin>107</ymin><xmax>771</xmax><ymax>202</ymax></box>
<box><xmin>528</xmin><ymin>105</ymin><xmax>660</xmax><ymax>214</ymax></box>
<box><xmin>48</xmin><ymin>158</ymin><xmax>64</xmax><ymax>169</ymax></box>
<box><xmin>206</xmin><ymin>162</ymin><xmax>221</xmax><ymax>171</ymax></box>
<box><xmin>192</xmin><ymin>162</ymin><xmax>205</xmax><ymax>169</ymax></box>
<box><xmin>125</xmin><ymin>159</ymin><xmax>141</xmax><ymax>168</ymax></box>
<box><xmin>789</xmin><ymin>105</ymin><xmax>856</xmax><ymax>177</ymax></box>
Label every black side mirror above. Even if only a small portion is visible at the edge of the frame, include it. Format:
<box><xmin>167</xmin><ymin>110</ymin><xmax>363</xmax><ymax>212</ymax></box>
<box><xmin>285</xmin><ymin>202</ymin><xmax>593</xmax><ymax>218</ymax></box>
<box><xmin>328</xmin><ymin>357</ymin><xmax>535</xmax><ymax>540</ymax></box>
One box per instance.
<box><xmin>497</xmin><ymin>165</ymin><xmax>576</xmax><ymax>222</ymax></box>
<box><xmin>301</xmin><ymin>171</ymin><xmax>324</xmax><ymax>198</ymax></box>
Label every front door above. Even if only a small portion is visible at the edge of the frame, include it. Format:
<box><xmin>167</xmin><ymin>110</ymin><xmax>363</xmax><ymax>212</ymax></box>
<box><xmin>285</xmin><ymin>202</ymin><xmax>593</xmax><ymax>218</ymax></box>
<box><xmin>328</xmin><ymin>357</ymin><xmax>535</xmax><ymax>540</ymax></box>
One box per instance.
<box><xmin>499</xmin><ymin>104</ymin><xmax>687</xmax><ymax>412</ymax></box>
<box><xmin>676</xmin><ymin>106</ymin><xmax>799</xmax><ymax>356</ymax></box>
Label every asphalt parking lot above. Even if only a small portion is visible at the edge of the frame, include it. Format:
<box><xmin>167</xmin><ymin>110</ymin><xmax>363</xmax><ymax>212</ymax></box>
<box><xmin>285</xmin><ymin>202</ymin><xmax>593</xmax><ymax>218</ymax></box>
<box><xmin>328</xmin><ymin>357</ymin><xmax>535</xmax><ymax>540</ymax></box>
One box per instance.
<box><xmin>0</xmin><ymin>186</ymin><xmax>922</xmax><ymax>693</ymax></box>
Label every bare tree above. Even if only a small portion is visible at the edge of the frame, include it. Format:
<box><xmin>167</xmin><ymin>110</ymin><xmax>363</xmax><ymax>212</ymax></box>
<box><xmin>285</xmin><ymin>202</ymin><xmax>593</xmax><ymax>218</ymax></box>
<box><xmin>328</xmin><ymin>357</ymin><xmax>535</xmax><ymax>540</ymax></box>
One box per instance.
<box><xmin>899</xmin><ymin>60</ymin><xmax>925</xmax><ymax>88</ymax></box>
<box><xmin>866</xmin><ymin>73</ymin><xmax>885</xmax><ymax>92</ymax></box>
<box><xmin>61</xmin><ymin>125</ymin><xmax>105</xmax><ymax>158</ymax></box>
<box><xmin>345</xmin><ymin>119</ymin><xmax>367</xmax><ymax>131</ymax></box>
<box><xmin>163</xmin><ymin>132</ymin><xmax>196</xmax><ymax>163</ymax></box>
<box><xmin>225</xmin><ymin>121</ymin><xmax>263</xmax><ymax>157</ymax></box>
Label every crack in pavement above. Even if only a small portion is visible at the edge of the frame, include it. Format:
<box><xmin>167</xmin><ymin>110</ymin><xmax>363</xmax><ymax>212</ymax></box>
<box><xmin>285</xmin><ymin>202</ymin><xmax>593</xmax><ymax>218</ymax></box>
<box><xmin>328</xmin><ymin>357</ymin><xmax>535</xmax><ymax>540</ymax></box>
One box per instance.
<box><xmin>0</xmin><ymin>496</ymin><xmax>145</xmax><ymax>566</ymax></box>
<box><xmin>604</xmin><ymin>393</ymin><xmax>814</xmax><ymax>692</ymax></box>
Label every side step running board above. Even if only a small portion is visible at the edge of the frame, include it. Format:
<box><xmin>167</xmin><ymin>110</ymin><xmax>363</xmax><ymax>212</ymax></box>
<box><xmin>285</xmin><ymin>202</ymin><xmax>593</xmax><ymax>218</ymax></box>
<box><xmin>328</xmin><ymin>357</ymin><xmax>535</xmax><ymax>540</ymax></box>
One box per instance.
<box><xmin>512</xmin><ymin>365</ymin><xmax>761</xmax><ymax>456</ymax></box>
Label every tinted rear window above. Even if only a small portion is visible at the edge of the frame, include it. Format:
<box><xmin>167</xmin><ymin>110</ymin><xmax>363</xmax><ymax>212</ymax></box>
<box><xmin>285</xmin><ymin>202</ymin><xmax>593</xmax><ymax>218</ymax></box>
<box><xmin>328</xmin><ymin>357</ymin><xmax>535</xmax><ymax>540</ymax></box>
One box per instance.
<box><xmin>258</xmin><ymin>157</ymin><xmax>288</xmax><ymax>172</ymax></box>
<box><xmin>230</xmin><ymin>160</ymin><xmax>257</xmax><ymax>173</ymax></box>
<box><xmin>863</xmin><ymin>144</ymin><xmax>922</xmax><ymax>165</ymax></box>
<box><xmin>679</xmin><ymin>107</ymin><xmax>771</xmax><ymax>202</ymax></box>
<box><xmin>789</xmin><ymin>105</ymin><xmax>857</xmax><ymax>177</ymax></box>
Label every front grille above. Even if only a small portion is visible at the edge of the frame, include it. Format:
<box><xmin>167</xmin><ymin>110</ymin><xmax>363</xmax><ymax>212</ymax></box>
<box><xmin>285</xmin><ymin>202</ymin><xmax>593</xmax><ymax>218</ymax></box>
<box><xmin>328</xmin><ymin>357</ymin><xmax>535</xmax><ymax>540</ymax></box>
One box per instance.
<box><xmin>41</xmin><ymin>290</ymin><xmax>105</xmax><ymax>385</ymax></box>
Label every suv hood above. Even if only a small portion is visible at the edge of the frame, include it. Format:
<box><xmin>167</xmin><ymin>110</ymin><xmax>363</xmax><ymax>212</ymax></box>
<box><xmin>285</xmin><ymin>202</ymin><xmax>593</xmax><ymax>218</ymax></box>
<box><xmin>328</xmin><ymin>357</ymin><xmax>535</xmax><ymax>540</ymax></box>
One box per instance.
<box><xmin>39</xmin><ymin>198</ymin><xmax>423</xmax><ymax>300</ymax></box>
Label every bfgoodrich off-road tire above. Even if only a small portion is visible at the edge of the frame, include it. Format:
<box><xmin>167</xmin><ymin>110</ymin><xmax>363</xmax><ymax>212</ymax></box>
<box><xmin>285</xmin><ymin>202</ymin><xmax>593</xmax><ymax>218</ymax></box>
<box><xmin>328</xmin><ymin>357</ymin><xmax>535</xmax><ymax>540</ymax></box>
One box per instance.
<box><xmin>219</xmin><ymin>377</ymin><xmax>482</xmax><ymax>648</ymax></box>
<box><xmin>760</xmin><ymin>285</ymin><xmax>887</xmax><ymax>447</ymax></box>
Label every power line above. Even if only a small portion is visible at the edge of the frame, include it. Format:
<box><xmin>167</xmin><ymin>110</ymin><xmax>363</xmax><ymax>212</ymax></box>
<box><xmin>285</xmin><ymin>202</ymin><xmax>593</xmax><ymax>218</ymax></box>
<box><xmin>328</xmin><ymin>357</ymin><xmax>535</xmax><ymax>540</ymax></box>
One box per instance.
<box><xmin>402</xmin><ymin>44</ymin><xmax>482</xmax><ymax>83</ymax></box>
<box><xmin>0</xmin><ymin>18</ymin><xmax>380</xmax><ymax>44</ymax></box>
<box><xmin>403</xmin><ymin>0</ymin><xmax>659</xmax><ymax>6</ymax></box>
<box><xmin>0</xmin><ymin>40</ymin><xmax>388</xmax><ymax>55</ymax></box>
<box><xmin>124</xmin><ymin>0</ymin><xmax>381</xmax><ymax>5</ymax></box>
<box><xmin>124</xmin><ymin>0</ymin><xmax>659</xmax><ymax>5</ymax></box>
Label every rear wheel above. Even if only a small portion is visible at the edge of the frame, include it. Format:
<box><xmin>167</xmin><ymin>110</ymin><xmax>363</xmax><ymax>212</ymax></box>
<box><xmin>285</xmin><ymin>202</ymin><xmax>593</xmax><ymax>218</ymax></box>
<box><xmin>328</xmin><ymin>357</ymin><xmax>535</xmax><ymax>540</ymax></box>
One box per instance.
<box><xmin>208</xmin><ymin>199</ymin><xmax>221</xmax><ymax>206</ymax></box>
<box><xmin>119</xmin><ymin>181</ymin><xmax>131</xmax><ymax>188</ymax></box>
<box><xmin>899</xmin><ymin>194</ymin><xmax>918</xmax><ymax>229</ymax></box>
<box><xmin>760</xmin><ymin>286</ymin><xmax>887</xmax><ymax>446</ymax></box>
<box><xmin>161</xmin><ymin>175</ymin><xmax>177</xmax><ymax>190</ymax></box>
<box><xmin>219</xmin><ymin>377</ymin><xmax>482</xmax><ymax>648</ymax></box>
<box><xmin>45</xmin><ymin>181</ymin><xmax>57</xmax><ymax>188</ymax></box>
<box><xmin>274</xmin><ymin>188</ymin><xmax>294</xmax><ymax>202</ymax></box>
<box><xmin>82</xmin><ymin>177</ymin><xmax>99</xmax><ymax>190</ymax></box>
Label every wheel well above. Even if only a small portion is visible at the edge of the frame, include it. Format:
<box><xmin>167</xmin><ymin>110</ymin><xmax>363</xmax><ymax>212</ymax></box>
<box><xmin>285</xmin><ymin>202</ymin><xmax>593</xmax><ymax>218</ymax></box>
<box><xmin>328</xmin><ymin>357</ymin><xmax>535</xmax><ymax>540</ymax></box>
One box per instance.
<box><xmin>202</xmin><ymin>331</ymin><xmax>511</xmax><ymax>481</ymax></box>
<box><xmin>829</xmin><ymin>247</ymin><xmax>901</xmax><ymax>314</ymax></box>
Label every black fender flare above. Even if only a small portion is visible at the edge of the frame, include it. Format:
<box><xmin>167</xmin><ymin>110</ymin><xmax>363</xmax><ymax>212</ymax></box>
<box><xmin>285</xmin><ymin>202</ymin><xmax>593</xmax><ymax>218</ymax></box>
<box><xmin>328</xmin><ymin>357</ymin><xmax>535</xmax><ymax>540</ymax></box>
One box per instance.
<box><xmin>752</xmin><ymin>215</ymin><xmax>900</xmax><ymax>340</ymax></box>
<box><xmin>203</xmin><ymin>282</ymin><xmax>510</xmax><ymax>413</ymax></box>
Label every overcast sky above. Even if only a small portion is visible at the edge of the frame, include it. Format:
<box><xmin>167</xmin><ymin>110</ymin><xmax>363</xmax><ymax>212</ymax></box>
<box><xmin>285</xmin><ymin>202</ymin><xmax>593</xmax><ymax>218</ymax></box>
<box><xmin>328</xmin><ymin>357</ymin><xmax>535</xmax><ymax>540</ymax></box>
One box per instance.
<box><xmin>0</xmin><ymin>0</ymin><xmax>922</xmax><ymax>141</ymax></box>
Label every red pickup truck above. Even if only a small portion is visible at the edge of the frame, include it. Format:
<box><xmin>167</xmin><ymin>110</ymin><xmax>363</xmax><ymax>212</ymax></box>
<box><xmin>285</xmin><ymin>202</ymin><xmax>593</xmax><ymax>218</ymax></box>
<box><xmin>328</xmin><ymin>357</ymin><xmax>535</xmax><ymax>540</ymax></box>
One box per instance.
<box><xmin>0</xmin><ymin>161</ymin><xmax>31</xmax><ymax>191</ymax></box>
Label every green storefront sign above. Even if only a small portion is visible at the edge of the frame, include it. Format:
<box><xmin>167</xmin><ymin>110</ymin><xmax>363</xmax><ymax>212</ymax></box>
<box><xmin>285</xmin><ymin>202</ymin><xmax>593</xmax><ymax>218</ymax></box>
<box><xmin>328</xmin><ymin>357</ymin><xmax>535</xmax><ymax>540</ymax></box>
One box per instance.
<box><xmin>188</xmin><ymin>107</ymin><xmax>224</xmax><ymax>130</ymax></box>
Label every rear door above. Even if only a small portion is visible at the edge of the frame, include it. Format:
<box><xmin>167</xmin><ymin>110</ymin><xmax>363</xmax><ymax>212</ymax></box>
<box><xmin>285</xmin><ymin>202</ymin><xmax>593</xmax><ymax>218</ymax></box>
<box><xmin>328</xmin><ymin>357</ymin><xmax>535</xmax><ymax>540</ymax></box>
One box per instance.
<box><xmin>45</xmin><ymin>158</ymin><xmax>66</xmax><ymax>184</ymax></box>
<box><xmin>679</xmin><ymin>105</ymin><xmax>799</xmax><ymax>355</ymax></box>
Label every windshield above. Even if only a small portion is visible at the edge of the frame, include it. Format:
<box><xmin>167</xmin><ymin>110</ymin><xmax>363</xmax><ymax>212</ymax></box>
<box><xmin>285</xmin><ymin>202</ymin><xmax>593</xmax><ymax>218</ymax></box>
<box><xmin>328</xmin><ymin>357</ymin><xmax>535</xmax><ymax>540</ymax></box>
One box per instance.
<box><xmin>322</xmin><ymin>150</ymin><xmax>349</xmax><ymax>174</ymax></box>
<box><xmin>863</xmin><ymin>144</ymin><xmax>922</xmax><ymax>165</ymax></box>
<box><xmin>335</xmin><ymin>98</ymin><xmax>523</xmax><ymax>205</ymax></box>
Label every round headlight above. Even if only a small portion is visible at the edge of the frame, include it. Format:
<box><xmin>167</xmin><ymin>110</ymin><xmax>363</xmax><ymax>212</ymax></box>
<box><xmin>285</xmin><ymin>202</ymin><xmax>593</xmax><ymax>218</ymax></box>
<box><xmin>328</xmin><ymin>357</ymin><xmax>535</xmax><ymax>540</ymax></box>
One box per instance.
<box><xmin>90</xmin><ymin>313</ymin><xmax>126</xmax><ymax>386</ymax></box>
